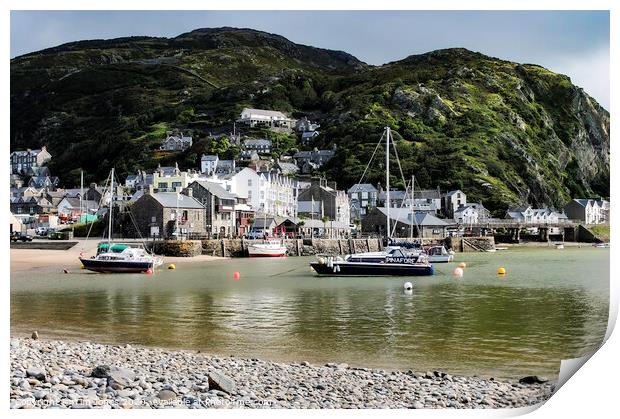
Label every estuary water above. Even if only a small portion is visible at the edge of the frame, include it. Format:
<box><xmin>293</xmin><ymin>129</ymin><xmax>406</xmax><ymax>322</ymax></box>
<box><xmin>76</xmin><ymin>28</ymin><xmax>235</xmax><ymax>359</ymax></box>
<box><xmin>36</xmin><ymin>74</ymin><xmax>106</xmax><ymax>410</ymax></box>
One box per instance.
<box><xmin>11</xmin><ymin>247</ymin><xmax>609</xmax><ymax>380</ymax></box>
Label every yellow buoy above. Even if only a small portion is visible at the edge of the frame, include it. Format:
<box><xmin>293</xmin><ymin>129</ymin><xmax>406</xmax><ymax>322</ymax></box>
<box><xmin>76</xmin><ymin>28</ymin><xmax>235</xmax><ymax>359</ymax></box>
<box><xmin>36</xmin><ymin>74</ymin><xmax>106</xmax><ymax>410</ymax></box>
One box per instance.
<box><xmin>80</xmin><ymin>265</ymin><xmax>85</xmax><ymax>269</ymax></box>
<box><xmin>168</xmin><ymin>264</ymin><xmax>176</xmax><ymax>270</ymax></box>
<box><xmin>458</xmin><ymin>262</ymin><xmax>467</xmax><ymax>269</ymax></box>
<box><xmin>497</xmin><ymin>267</ymin><xmax>506</xmax><ymax>275</ymax></box>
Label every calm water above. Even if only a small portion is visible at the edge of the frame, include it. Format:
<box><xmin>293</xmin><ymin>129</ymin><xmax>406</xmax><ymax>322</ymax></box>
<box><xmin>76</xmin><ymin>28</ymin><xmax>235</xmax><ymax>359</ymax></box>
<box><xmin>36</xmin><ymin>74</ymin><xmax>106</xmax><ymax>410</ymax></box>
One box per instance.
<box><xmin>11</xmin><ymin>247</ymin><xmax>609</xmax><ymax>380</ymax></box>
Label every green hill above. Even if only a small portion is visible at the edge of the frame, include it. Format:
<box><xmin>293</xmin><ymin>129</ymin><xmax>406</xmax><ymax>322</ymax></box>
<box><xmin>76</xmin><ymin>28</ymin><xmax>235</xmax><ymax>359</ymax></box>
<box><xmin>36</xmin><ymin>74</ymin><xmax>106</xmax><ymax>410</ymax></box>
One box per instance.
<box><xmin>10</xmin><ymin>28</ymin><xmax>609</xmax><ymax>214</ymax></box>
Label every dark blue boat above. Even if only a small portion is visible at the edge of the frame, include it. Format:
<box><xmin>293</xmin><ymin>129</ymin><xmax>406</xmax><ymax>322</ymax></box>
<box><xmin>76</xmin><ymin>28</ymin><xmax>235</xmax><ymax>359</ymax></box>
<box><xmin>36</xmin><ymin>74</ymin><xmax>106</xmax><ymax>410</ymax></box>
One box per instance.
<box><xmin>310</xmin><ymin>247</ymin><xmax>434</xmax><ymax>277</ymax></box>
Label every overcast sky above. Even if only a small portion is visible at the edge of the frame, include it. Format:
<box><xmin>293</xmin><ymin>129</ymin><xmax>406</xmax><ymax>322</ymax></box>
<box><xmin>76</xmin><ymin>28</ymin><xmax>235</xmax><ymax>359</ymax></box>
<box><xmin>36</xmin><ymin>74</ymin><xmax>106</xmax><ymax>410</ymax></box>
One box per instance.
<box><xmin>10</xmin><ymin>10</ymin><xmax>610</xmax><ymax>109</ymax></box>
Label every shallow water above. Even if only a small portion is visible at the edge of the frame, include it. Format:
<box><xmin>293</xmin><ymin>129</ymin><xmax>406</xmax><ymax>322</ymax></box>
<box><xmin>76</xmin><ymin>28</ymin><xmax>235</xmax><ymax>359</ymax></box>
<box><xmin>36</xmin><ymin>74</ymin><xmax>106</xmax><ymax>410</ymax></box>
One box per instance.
<box><xmin>11</xmin><ymin>247</ymin><xmax>609</xmax><ymax>379</ymax></box>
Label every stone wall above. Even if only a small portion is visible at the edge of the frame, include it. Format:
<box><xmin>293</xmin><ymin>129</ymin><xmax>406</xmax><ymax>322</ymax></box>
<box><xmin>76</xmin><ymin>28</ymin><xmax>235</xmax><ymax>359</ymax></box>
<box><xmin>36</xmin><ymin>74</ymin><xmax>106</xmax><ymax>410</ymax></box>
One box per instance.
<box><xmin>149</xmin><ymin>240</ymin><xmax>202</xmax><ymax>257</ymax></box>
<box><xmin>159</xmin><ymin>238</ymin><xmax>386</xmax><ymax>257</ymax></box>
<box><xmin>445</xmin><ymin>237</ymin><xmax>496</xmax><ymax>252</ymax></box>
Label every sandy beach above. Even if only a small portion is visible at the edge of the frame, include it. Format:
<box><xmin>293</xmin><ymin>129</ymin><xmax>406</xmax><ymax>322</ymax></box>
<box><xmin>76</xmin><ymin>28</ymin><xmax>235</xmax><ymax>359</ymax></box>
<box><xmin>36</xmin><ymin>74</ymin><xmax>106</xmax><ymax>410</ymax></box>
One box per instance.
<box><xmin>10</xmin><ymin>239</ymin><xmax>226</xmax><ymax>273</ymax></box>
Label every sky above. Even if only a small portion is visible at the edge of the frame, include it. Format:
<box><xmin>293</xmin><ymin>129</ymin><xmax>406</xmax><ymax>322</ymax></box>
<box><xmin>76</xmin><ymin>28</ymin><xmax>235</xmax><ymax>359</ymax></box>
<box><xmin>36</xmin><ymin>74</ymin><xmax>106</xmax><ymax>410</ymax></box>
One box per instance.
<box><xmin>10</xmin><ymin>10</ymin><xmax>610</xmax><ymax>109</ymax></box>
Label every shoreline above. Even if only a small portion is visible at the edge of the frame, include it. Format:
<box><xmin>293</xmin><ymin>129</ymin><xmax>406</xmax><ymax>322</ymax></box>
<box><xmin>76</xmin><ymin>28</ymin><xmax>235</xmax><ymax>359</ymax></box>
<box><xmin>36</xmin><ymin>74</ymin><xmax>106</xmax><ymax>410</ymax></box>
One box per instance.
<box><xmin>10</xmin><ymin>337</ymin><xmax>555</xmax><ymax>409</ymax></box>
<box><xmin>10</xmin><ymin>239</ymin><xmax>226</xmax><ymax>273</ymax></box>
<box><xmin>10</xmin><ymin>239</ymin><xmax>600</xmax><ymax>273</ymax></box>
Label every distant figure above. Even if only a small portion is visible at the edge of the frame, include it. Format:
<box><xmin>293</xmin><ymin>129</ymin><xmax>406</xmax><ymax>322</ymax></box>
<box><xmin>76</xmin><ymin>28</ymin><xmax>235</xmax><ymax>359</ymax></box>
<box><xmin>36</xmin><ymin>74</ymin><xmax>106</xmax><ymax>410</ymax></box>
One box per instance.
<box><xmin>63</xmin><ymin>268</ymin><xmax>69</xmax><ymax>274</ymax></box>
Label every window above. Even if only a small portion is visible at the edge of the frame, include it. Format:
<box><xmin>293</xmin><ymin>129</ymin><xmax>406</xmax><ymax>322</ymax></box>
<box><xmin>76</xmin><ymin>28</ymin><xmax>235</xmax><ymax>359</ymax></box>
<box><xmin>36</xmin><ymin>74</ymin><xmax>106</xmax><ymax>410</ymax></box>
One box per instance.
<box><xmin>248</xmin><ymin>190</ymin><xmax>252</xmax><ymax>199</ymax></box>
<box><xmin>362</xmin><ymin>192</ymin><xmax>368</xmax><ymax>199</ymax></box>
<box><xmin>158</xmin><ymin>182</ymin><xmax>168</xmax><ymax>190</ymax></box>
<box><xmin>172</xmin><ymin>182</ymin><xmax>182</xmax><ymax>189</ymax></box>
<box><xmin>248</xmin><ymin>179</ymin><xmax>252</xmax><ymax>187</ymax></box>
<box><xmin>182</xmin><ymin>211</ymin><xmax>188</xmax><ymax>222</ymax></box>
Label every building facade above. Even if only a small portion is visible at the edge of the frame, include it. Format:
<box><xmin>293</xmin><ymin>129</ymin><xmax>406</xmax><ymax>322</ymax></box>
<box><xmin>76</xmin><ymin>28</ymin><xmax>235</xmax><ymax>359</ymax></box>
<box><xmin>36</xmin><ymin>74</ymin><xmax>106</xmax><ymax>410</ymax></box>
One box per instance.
<box><xmin>187</xmin><ymin>181</ymin><xmax>237</xmax><ymax>237</ymax></box>
<box><xmin>297</xmin><ymin>179</ymin><xmax>350</xmax><ymax>226</ymax></box>
<box><xmin>10</xmin><ymin>146</ymin><xmax>52</xmax><ymax>175</ymax></box>
<box><xmin>130</xmin><ymin>191</ymin><xmax>206</xmax><ymax>239</ymax></box>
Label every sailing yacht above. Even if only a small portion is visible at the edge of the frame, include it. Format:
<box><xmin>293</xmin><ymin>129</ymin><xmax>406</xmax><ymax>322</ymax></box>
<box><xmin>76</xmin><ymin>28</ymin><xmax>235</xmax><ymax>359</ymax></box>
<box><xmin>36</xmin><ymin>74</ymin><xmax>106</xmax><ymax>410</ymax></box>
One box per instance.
<box><xmin>310</xmin><ymin>127</ymin><xmax>434</xmax><ymax>277</ymax></box>
<box><xmin>79</xmin><ymin>168</ymin><xmax>163</xmax><ymax>273</ymax></box>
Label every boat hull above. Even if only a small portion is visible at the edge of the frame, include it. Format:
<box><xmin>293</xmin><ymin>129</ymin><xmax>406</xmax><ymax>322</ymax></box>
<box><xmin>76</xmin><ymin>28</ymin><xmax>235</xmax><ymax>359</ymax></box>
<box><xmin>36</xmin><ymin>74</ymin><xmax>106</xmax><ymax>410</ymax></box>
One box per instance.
<box><xmin>247</xmin><ymin>244</ymin><xmax>287</xmax><ymax>257</ymax></box>
<box><xmin>310</xmin><ymin>262</ymin><xmax>434</xmax><ymax>276</ymax></box>
<box><xmin>427</xmin><ymin>255</ymin><xmax>453</xmax><ymax>263</ymax></box>
<box><xmin>79</xmin><ymin>258</ymin><xmax>153</xmax><ymax>273</ymax></box>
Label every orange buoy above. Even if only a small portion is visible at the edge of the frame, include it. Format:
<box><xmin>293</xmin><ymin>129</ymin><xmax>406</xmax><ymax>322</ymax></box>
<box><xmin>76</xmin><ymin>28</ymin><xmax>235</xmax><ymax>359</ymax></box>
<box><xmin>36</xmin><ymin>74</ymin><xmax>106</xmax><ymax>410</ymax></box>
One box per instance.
<box><xmin>233</xmin><ymin>271</ymin><xmax>240</xmax><ymax>281</ymax></box>
<box><xmin>458</xmin><ymin>262</ymin><xmax>467</xmax><ymax>269</ymax></box>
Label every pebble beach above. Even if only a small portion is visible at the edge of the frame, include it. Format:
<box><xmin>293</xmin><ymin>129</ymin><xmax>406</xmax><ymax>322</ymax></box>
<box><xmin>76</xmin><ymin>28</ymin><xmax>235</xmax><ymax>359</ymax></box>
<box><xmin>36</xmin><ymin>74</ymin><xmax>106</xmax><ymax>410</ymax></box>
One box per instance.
<box><xmin>10</xmin><ymin>337</ymin><xmax>555</xmax><ymax>409</ymax></box>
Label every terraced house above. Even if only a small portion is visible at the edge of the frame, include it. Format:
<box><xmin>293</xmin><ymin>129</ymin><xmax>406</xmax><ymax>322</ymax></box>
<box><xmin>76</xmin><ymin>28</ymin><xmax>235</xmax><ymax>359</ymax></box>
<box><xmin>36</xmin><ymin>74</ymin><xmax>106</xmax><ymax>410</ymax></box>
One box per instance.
<box><xmin>10</xmin><ymin>146</ymin><xmax>51</xmax><ymax>175</ymax></box>
<box><xmin>564</xmin><ymin>198</ymin><xmax>610</xmax><ymax>225</ymax></box>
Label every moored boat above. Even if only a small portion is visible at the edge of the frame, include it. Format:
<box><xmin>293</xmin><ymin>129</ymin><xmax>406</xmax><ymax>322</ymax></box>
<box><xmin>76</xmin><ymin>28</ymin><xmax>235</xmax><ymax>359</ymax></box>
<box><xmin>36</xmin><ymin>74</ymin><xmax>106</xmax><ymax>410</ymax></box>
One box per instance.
<box><xmin>424</xmin><ymin>245</ymin><xmax>454</xmax><ymax>262</ymax></box>
<box><xmin>247</xmin><ymin>240</ymin><xmax>287</xmax><ymax>257</ymax></box>
<box><xmin>310</xmin><ymin>247</ymin><xmax>434</xmax><ymax>276</ymax></box>
<box><xmin>78</xmin><ymin>168</ymin><xmax>163</xmax><ymax>273</ymax></box>
<box><xmin>80</xmin><ymin>242</ymin><xmax>163</xmax><ymax>273</ymax></box>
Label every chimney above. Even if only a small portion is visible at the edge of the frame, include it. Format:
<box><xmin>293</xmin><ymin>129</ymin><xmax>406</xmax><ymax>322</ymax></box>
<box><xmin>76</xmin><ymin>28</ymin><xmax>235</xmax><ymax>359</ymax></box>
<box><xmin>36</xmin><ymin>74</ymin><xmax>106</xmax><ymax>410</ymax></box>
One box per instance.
<box><xmin>147</xmin><ymin>185</ymin><xmax>155</xmax><ymax>195</ymax></box>
<box><xmin>328</xmin><ymin>181</ymin><xmax>337</xmax><ymax>190</ymax></box>
<box><xmin>185</xmin><ymin>187</ymin><xmax>193</xmax><ymax>198</ymax></box>
<box><xmin>90</xmin><ymin>183</ymin><xmax>97</xmax><ymax>189</ymax></box>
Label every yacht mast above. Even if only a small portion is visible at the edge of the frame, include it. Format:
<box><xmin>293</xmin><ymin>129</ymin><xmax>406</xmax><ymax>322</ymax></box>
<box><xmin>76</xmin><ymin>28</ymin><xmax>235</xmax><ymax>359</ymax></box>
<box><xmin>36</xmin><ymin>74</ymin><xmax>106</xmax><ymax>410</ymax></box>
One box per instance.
<box><xmin>108</xmin><ymin>168</ymin><xmax>114</xmax><ymax>244</ymax></box>
<box><xmin>410</xmin><ymin>175</ymin><xmax>414</xmax><ymax>239</ymax></box>
<box><xmin>80</xmin><ymin>170</ymin><xmax>83</xmax><ymax>223</ymax></box>
<box><xmin>385</xmin><ymin>127</ymin><xmax>390</xmax><ymax>239</ymax></box>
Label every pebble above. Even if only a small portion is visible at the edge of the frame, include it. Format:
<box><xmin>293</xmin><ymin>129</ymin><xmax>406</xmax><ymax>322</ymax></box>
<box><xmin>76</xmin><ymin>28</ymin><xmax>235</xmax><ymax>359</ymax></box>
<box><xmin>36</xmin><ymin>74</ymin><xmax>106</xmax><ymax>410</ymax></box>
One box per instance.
<box><xmin>10</xmin><ymin>338</ymin><xmax>555</xmax><ymax>409</ymax></box>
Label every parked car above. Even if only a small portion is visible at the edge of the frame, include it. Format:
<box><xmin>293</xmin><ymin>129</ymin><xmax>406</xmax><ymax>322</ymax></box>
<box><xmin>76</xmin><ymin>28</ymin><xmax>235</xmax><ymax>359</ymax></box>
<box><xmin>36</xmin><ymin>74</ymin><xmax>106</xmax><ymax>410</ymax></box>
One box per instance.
<box><xmin>10</xmin><ymin>232</ymin><xmax>33</xmax><ymax>242</ymax></box>
<box><xmin>35</xmin><ymin>227</ymin><xmax>49</xmax><ymax>236</ymax></box>
<box><xmin>245</xmin><ymin>230</ymin><xmax>267</xmax><ymax>240</ymax></box>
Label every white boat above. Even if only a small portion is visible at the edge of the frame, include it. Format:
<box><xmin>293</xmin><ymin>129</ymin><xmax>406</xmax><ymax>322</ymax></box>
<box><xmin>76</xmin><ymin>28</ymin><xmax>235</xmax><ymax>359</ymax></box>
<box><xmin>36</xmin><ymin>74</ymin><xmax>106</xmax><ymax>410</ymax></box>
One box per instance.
<box><xmin>247</xmin><ymin>240</ymin><xmax>287</xmax><ymax>257</ymax></box>
<box><xmin>79</xmin><ymin>168</ymin><xmax>163</xmax><ymax>273</ymax></box>
<box><xmin>556</xmin><ymin>243</ymin><xmax>565</xmax><ymax>250</ymax></box>
<box><xmin>424</xmin><ymin>245</ymin><xmax>454</xmax><ymax>262</ymax></box>
<box><xmin>594</xmin><ymin>243</ymin><xmax>610</xmax><ymax>248</ymax></box>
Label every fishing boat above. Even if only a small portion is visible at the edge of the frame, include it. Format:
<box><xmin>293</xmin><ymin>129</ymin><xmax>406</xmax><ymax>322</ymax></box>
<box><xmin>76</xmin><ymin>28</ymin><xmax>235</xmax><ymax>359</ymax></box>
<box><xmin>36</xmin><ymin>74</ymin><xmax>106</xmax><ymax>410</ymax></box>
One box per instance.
<box><xmin>310</xmin><ymin>246</ymin><xmax>434</xmax><ymax>276</ymax></box>
<box><xmin>247</xmin><ymin>240</ymin><xmax>287</xmax><ymax>257</ymax></box>
<box><xmin>79</xmin><ymin>168</ymin><xmax>163</xmax><ymax>273</ymax></box>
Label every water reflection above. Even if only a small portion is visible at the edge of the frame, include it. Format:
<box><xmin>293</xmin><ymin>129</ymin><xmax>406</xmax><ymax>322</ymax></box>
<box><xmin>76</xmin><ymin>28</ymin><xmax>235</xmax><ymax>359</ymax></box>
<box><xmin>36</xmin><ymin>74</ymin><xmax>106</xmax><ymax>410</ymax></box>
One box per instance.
<box><xmin>11</xmin><ymin>248</ymin><xmax>608</xmax><ymax>379</ymax></box>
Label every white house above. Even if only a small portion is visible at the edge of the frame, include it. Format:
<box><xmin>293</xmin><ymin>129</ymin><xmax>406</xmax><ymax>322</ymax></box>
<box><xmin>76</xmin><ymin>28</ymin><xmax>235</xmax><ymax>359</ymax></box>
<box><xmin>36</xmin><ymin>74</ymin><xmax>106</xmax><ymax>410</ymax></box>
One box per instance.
<box><xmin>211</xmin><ymin>167</ymin><xmax>298</xmax><ymax>217</ymax></box>
<box><xmin>454</xmin><ymin>203</ymin><xmax>489</xmax><ymax>224</ymax></box>
<box><xmin>505</xmin><ymin>206</ymin><xmax>566</xmax><ymax>224</ymax></box>
<box><xmin>201</xmin><ymin>155</ymin><xmax>219</xmax><ymax>174</ymax></box>
<box><xmin>564</xmin><ymin>198</ymin><xmax>609</xmax><ymax>224</ymax></box>
<box><xmin>238</xmin><ymin>108</ymin><xmax>296</xmax><ymax>131</ymax></box>
<box><xmin>442</xmin><ymin>190</ymin><xmax>466</xmax><ymax>218</ymax></box>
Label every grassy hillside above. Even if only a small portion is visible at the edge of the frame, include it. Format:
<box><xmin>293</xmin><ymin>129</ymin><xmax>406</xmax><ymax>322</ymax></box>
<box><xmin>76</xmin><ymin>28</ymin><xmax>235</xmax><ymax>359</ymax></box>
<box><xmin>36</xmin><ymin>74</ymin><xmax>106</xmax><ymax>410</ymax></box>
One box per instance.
<box><xmin>10</xmin><ymin>29</ymin><xmax>609</xmax><ymax>215</ymax></box>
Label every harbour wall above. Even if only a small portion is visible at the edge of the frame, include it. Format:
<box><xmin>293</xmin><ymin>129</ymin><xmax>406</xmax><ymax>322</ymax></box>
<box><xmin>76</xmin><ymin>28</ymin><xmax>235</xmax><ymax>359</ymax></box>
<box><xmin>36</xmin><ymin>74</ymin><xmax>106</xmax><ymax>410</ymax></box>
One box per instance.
<box><xmin>148</xmin><ymin>237</ymin><xmax>496</xmax><ymax>257</ymax></box>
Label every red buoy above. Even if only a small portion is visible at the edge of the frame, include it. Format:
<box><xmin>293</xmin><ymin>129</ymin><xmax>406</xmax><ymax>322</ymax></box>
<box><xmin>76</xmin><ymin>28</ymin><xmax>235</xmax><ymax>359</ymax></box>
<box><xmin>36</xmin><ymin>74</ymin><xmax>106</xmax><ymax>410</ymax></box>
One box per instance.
<box><xmin>146</xmin><ymin>268</ymin><xmax>153</xmax><ymax>275</ymax></box>
<box><xmin>233</xmin><ymin>271</ymin><xmax>240</xmax><ymax>281</ymax></box>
